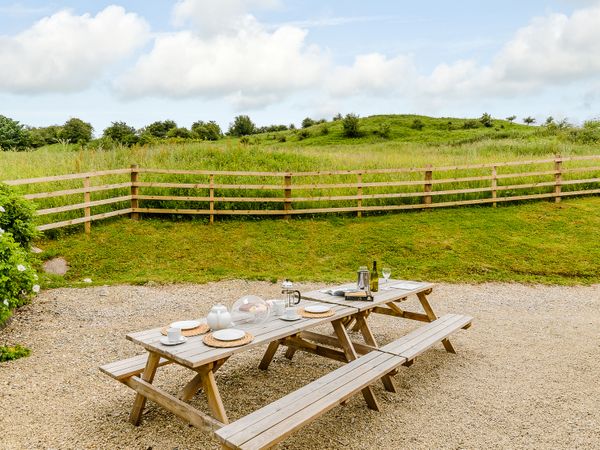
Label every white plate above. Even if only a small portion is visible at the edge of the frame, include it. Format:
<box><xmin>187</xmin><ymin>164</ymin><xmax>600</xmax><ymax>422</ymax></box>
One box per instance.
<box><xmin>170</xmin><ymin>320</ymin><xmax>201</xmax><ymax>330</ymax></box>
<box><xmin>280</xmin><ymin>315</ymin><xmax>302</xmax><ymax>321</ymax></box>
<box><xmin>213</xmin><ymin>328</ymin><xmax>246</xmax><ymax>341</ymax></box>
<box><xmin>305</xmin><ymin>305</ymin><xmax>331</xmax><ymax>313</ymax></box>
<box><xmin>160</xmin><ymin>336</ymin><xmax>187</xmax><ymax>346</ymax></box>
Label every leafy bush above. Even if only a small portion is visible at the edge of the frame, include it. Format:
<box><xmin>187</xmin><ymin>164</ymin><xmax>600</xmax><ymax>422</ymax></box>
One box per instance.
<box><xmin>28</xmin><ymin>125</ymin><xmax>62</xmax><ymax>148</ymax></box>
<box><xmin>228</xmin><ymin>115</ymin><xmax>256</xmax><ymax>136</ymax></box>
<box><xmin>0</xmin><ymin>344</ymin><xmax>31</xmax><ymax>362</ymax></box>
<box><xmin>523</xmin><ymin>116</ymin><xmax>536</xmax><ymax>126</ymax></box>
<box><xmin>277</xmin><ymin>135</ymin><xmax>287</xmax><ymax>143</ymax></box>
<box><xmin>301</xmin><ymin>117</ymin><xmax>315</xmax><ymax>128</ymax></box>
<box><xmin>192</xmin><ymin>120</ymin><xmax>222</xmax><ymax>140</ymax></box>
<box><xmin>376</xmin><ymin>122</ymin><xmax>391</xmax><ymax>138</ymax></box>
<box><xmin>332</xmin><ymin>113</ymin><xmax>343</xmax><ymax>121</ymax></box>
<box><xmin>297</xmin><ymin>129</ymin><xmax>310</xmax><ymax>140</ymax></box>
<box><xmin>0</xmin><ymin>184</ymin><xmax>38</xmax><ymax>248</ymax></box>
<box><xmin>462</xmin><ymin>120</ymin><xmax>478</xmax><ymax>129</ymax></box>
<box><xmin>166</xmin><ymin>127</ymin><xmax>192</xmax><ymax>139</ymax></box>
<box><xmin>411</xmin><ymin>118</ymin><xmax>425</xmax><ymax>130</ymax></box>
<box><xmin>506</xmin><ymin>115</ymin><xmax>517</xmax><ymax>123</ymax></box>
<box><xmin>480</xmin><ymin>113</ymin><xmax>493</xmax><ymax>128</ymax></box>
<box><xmin>342</xmin><ymin>113</ymin><xmax>361</xmax><ymax>137</ymax></box>
<box><xmin>142</xmin><ymin>120</ymin><xmax>177</xmax><ymax>139</ymax></box>
<box><xmin>0</xmin><ymin>115</ymin><xmax>30</xmax><ymax>150</ymax></box>
<box><xmin>60</xmin><ymin>118</ymin><xmax>93</xmax><ymax>144</ymax></box>
<box><xmin>320</xmin><ymin>125</ymin><xmax>330</xmax><ymax>135</ymax></box>
<box><xmin>239</xmin><ymin>136</ymin><xmax>251</xmax><ymax>145</ymax></box>
<box><xmin>103</xmin><ymin>121</ymin><xmax>139</xmax><ymax>146</ymax></box>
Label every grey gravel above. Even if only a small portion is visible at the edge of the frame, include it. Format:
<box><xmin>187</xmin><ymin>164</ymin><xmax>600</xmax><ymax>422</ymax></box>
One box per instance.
<box><xmin>1</xmin><ymin>281</ymin><xmax>599</xmax><ymax>450</ymax></box>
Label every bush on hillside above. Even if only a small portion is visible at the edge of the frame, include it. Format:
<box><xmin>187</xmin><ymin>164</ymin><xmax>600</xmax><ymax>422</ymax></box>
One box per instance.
<box><xmin>229</xmin><ymin>115</ymin><xmax>256</xmax><ymax>136</ymax></box>
<box><xmin>0</xmin><ymin>115</ymin><xmax>30</xmax><ymax>150</ymax></box>
<box><xmin>192</xmin><ymin>120</ymin><xmax>222</xmax><ymax>140</ymax></box>
<box><xmin>143</xmin><ymin>120</ymin><xmax>177</xmax><ymax>139</ymax></box>
<box><xmin>462</xmin><ymin>120</ymin><xmax>478</xmax><ymax>129</ymax></box>
<box><xmin>103</xmin><ymin>122</ymin><xmax>139</xmax><ymax>146</ymax></box>
<box><xmin>342</xmin><ymin>114</ymin><xmax>361</xmax><ymax>137</ymax></box>
<box><xmin>166</xmin><ymin>127</ymin><xmax>192</xmax><ymax>139</ymax></box>
<box><xmin>410</xmin><ymin>119</ymin><xmax>425</xmax><ymax>130</ymax></box>
<box><xmin>480</xmin><ymin>113</ymin><xmax>493</xmax><ymax>128</ymax></box>
<box><xmin>301</xmin><ymin>117</ymin><xmax>315</xmax><ymax>128</ymax></box>
<box><xmin>60</xmin><ymin>118</ymin><xmax>93</xmax><ymax>144</ymax></box>
<box><xmin>376</xmin><ymin>122</ymin><xmax>391</xmax><ymax>138</ymax></box>
<box><xmin>28</xmin><ymin>125</ymin><xmax>62</xmax><ymax>148</ymax></box>
<box><xmin>297</xmin><ymin>129</ymin><xmax>310</xmax><ymax>140</ymax></box>
<box><xmin>320</xmin><ymin>124</ymin><xmax>330</xmax><ymax>135</ymax></box>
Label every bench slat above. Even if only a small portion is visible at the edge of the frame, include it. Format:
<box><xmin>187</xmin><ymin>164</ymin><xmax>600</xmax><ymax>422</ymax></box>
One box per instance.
<box><xmin>217</xmin><ymin>351</ymin><xmax>405</xmax><ymax>449</ymax></box>
<box><xmin>100</xmin><ymin>354</ymin><xmax>171</xmax><ymax>380</ymax></box>
<box><xmin>381</xmin><ymin>314</ymin><xmax>472</xmax><ymax>360</ymax></box>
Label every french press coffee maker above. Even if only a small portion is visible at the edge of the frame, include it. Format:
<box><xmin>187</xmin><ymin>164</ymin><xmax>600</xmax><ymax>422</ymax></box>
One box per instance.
<box><xmin>281</xmin><ymin>279</ymin><xmax>301</xmax><ymax>307</ymax></box>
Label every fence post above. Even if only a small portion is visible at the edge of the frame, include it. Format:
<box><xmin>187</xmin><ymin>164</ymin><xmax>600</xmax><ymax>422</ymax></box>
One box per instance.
<box><xmin>554</xmin><ymin>155</ymin><xmax>562</xmax><ymax>203</ymax></box>
<box><xmin>284</xmin><ymin>174</ymin><xmax>292</xmax><ymax>219</ymax></box>
<box><xmin>130</xmin><ymin>164</ymin><xmax>139</xmax><ymax>220</ymax></box>
<box><xmin>423</xmin><ymin>165</ymin><xmax>433</xmax><ymax>205</ymax></box>
<box><xmin>357</xmin><ymin>173</ymin><xmax>363</xmax><ymax>218</ymax></box>
<box><xmin>83</xmin><ymin>177</ymin><xmax>91</xmax><ymax>234</ymax></box>
<box><xmin>209</xmin><ymin>174</ymin><xmax>215</xmax><ymax>224</ymax></box>
<box><xmin>491</xmin><ymin>166</ymin><xmax>497</xmax><ymax>208</ymax></box>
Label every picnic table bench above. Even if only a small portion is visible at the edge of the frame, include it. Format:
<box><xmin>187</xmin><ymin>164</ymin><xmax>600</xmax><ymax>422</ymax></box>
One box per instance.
<box><xmin>100</xmin><ymin>280</ymin><xmax>472</xmax><ymax>449</ymax></box>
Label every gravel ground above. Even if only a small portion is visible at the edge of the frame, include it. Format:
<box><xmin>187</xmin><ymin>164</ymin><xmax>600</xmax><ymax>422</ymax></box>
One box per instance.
<box><xmin>1</xmin><ymin>281</ymin><xmax>599</xmax><ymax>450</ymax></box>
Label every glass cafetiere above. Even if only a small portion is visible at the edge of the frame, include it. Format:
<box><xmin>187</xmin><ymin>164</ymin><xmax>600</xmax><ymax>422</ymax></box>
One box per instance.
<box><xmin>281</xmin><ymin>279</ymin><xmax>301</xmax><ymax>307</ymax></box>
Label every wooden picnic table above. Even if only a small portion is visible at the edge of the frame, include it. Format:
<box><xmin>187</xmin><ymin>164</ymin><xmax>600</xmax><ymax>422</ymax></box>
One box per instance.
<box><xmin>101</xmin><ymin>279</ymin><xmax>469</xmax><ymax>448</ymax></box>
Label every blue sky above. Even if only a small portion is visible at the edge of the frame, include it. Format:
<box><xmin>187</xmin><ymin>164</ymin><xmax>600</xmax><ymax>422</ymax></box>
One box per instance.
<box><xmin>1</xmin><ymin>0</ymin><xmax>599</xmax><ymax>134</ymax></box>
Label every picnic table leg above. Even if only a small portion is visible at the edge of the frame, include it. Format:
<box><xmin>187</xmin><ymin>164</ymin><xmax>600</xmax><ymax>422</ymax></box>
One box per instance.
<box><xmin>259</xmin><ymin>341</ymin><xmax>280</xmax><ymax>370</ymax></box>
<box><xmin>199</xmin><ymin>365</ymin><xmax>229</xmax><ymax>424</ymax></box>
<box><xmin>417</xmin><ymin>291</ymin><xmax>456</xmax><ymax>354</ymax></box>
<box><xmin>129</xmin><ymin>352</ymin><xmax>161</xmax><ymax>425</ymax></box>
<box><xmin>354</xmin><ymin>313</ymin><xmax>397</xmax><ymax>393</ymax></box>
<box><xmin>179</xmin><ymin>358</ymin><xmax>229</xmax><ymax>401</ymax></box>
<box><xmin>331</xmin><ymin>319</ymin><xmax>381</xmax><ymax>411</ymax></box>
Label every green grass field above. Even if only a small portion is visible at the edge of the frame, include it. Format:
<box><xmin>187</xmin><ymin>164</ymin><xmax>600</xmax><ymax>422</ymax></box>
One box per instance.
<box><xmin>38</xmin><ymin>197</ymin><xmax>600</xmax><ymax>287</ymax></box>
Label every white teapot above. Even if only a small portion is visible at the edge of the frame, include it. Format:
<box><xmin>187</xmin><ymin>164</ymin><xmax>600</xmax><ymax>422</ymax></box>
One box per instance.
<box><xmin>207</xmin><ymin>304</ymin><xmax>232</xmax><ymax>331</ymax></box>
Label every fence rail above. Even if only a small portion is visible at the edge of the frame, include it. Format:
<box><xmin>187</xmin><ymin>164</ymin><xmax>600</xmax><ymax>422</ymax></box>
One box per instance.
<box><xmin>3</xmin><ymin>155</ymin><xmax>600</xmax><ymax>233</ymax></box>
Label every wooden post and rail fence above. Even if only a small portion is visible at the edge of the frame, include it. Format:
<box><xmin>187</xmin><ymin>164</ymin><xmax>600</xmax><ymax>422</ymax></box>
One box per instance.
<box><xmin>3</xmin><ymin>155</ymin><xmax>599</xmax><ymax>234</ymax></box>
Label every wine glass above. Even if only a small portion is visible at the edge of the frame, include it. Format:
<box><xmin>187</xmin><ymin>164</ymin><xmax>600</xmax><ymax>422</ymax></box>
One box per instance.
<box><xmin>382</xmin><ymin>267</ymin><xmax>391</xmax><ymax>283</ymax></box>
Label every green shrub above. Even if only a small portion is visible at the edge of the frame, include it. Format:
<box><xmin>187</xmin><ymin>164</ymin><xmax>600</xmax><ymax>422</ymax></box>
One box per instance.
<box><xmin>142</xmin><ymin>120</ymin><xmax>177</xmax><ymax>139</ymax></box>
<box><xmin>166</xmin><ymin>127</ymin><xmax>192</xmax><ymax>139</ymax></box>
<box><xmin>0</xmin><ymin>115</ymin><xmax>30</xmax><ymax>150</ymax></box>
<box><xmin>277</xmin><ymin>135</ymin><xmax>287</xmax><ymax>143</ymax></box>
<box><xmin>239</xmin><ymin>136</ymin><xmax>251</xmax><ymax>145</ymax></box>
<box><xmin>192</xmin><ymin>120</ymin><xmax>222</xmax><ymax>140</ymax></box>
<box><xmin>0</xmin><ymin>344</ymin><xmax>31</xmax><ymax>362</ymax></box>
<box><xmin>301</xmin><ymin>117</ymin><xmax>315</xmax><ymax>128</ymax></box>
<box><xmin>320</xmin><ymin>125</ymin><xmax>330</xmax><ymax>136</ymax></box>
<box><xmin>60</xmin><ymin>118</ymin><xmax>93</xmax><ymax>144</ymax></box>
<box><xmin>229</xmin><ymin>115</ymin><xmax>256</xmax><ymax>136</ymax></box>
<box><xmin>28</xmin><ymin>125</ymin><xmax>62</xmax><ymax>148</ymax></box>
<box><xmin>0</xmin><ymin>183</ymin><xmax>38</xmax><ymax>248</ymax></box>
<box><xmin>297</xmin><ymin>129</ymin><xmax>310</xmax><ymax>140</ymax></box>
<box><xmin>411</xmin><ymin>118</ymin><xmax>425</xmax><ymax>130</ymax></box>
<box><xmin>103</xmin><ymin>121</ymin><xmax>139</xmax><ymax>146</ymax></box>
<box><xmin>462</xmin><ymin>120</ymin><xmax>478</xmax><ymax>129</ymax></box>
<box><xmin>342</xmin><ymin>113</ymin><xmax>361</xmax><ymax>137</ymax></box>
<box><xmin>480</xmin><ymin>113</ymin><xmax>493</xmax><ymax>128</ymax></box>
<box><xmin>376</xmin><ymin>122</ymin><xmax>391</xmax><ymax>138</ymax></box>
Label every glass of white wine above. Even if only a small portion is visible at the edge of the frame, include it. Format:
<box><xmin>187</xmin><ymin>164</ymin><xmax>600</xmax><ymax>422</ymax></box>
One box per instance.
<box><xmin>382</xmin><ymin>267</ymin><xmax>391</xmax><ymax>283</ymax></box>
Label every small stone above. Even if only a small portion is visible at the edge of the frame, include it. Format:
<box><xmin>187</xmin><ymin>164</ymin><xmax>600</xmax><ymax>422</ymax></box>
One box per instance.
<box><xmin>31</xmin><ymin>246</ymin><xmax>43</xmax><ymax>254</ymax></box>
<box><xmin>99</xmin><ymin>287</ymin><xmax>109</xmax><ymax>297</ymax></box>
<box><xmin>83</xmin><ymin>278</ymin><xmax>92</xmax><ymax>283</ymax></box>
<box><xmin>42</xmin><ymin>257</ymin><xmax>69</xmax><ymax>275</ymax></box>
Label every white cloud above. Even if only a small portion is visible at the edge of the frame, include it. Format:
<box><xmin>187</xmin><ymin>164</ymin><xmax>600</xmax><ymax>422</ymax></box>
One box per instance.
<box><xmin>116</xmin><ymin>16</ymin><xmax>327</xmax><ymax>108</ymax></box>
<box><xmin>0</xmin><ymin>6</ymin><xmax>150</xmax><ymax>94</ymax></box>
<box><xmin>172</xmin><ymin>0</ymin><xmax>280</xmax><ymax>36</ymax></box>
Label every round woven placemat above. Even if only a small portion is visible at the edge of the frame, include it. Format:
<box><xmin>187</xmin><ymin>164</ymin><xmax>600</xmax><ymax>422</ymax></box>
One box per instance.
<box><xmin>298</xmin><ymin>307</ymin><xmax>335</xmax><ymax>319</ymax></box>
<box><xmin>203</xmin><ymin>332</ymin><xmax>254</xmax><ymax>348</ymax></box>
<box><xmin>160</xmin><ymin>324</ymin><xmax>209</xmax><ymax>337</ymax></box>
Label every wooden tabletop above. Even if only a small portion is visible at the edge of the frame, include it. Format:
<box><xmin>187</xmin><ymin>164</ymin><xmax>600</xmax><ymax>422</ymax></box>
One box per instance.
<box><xmin>300</xmin><ymin>279</ymin><xmax>435</xmax><ymax>312</ymax></box>
<box><xmin>127</xmin><ymin>300</ymin><xmax>357</xmax><ymax>369</ymax></box>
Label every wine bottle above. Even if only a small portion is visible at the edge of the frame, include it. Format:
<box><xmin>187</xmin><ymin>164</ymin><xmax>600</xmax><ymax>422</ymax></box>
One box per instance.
<box><xmin>370</xmin><ymin>260</ymin><xmax>379</xmax><ymax>292</ymax></box>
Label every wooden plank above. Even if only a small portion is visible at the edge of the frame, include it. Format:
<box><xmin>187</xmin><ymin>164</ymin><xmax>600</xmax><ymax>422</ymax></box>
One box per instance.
<box><xmin>371</xmin><ymin>305</ymin><xmax>431</xmax><ymax>323</ymax></box>
<box><xmin>554</xmin><ymin>157</ymin><xmax>562</xmax><ymax>204</ymax></box>
<box><xmin>284</xmin><ymin>174</ymin><xmax>292</xmax><ymax>219</ymax></box>
<box><xmin>209</xmin><ymin>174</ymin><xmax>215</xmax><ymax>224</ymax></box>
<box><xmin>356</xmin><ymin>173</ymin><xmax>362</xmax><ymax>218</ymax></box>
<box><xmin>124</xmin><ymin>376</ymin><xmax>224</xmax><ymax>431</ymax></box>
<box><xmin>282</xmin><ymin>336</ymin><xmax>348</xmax><ymax>363</ymax></box>
<box><xmin>133</xmin><ymin>182</ymin><xmax>282</xmax><ymax>190</ymax></box>
<box><xmin>129</xmin><ymin>352</ymin><xmax>161</xmax><ymax>425</ymax></box>
<box><xmin>298</xmin><ymin>330</ymin><xmax>378</xmax><ymax>355</ymax></box>
<box><xmin>137</xmin><ymin>168</ymin><xmax>287</xmax><ymax>177</ymax></box>
<box><xmin>220</xmin><ymin>351</ymin><xmax>404</xmax><ymax>450</ymax></box>
<box><xmin>35</xmin><ymin>195</ymin><xmax>133</xmax><ymax>215</ymax></box>
<box><xmin>23</xmin><ymin>182</ymin><xmax>131</xmax><ymax>200</ymax></box>
<box><xmin>131</xmin><ymin>164</ymin><xmax>139</xmax><ymax>220</ymax></box>
<box><xmin>3</xmin><ymin>168</ymin><xmax>132</xmax><ymax>185</ymax></box>
<box><xmin>199</xmin><ymin>366</ymin><xmax>229</xmax><ymax>424</ymax></box>
<box><xmin>37</xmin><ymin>208</ymin><xmax>133</xmax><ymax>231</ymax></box>
<box><xmin>258</xmin><ymin>341</ymin><xmax>280</xmax><ymax>370</ymax></box>
<box><xmin>562</xmin><ymin>166</ymin><xmax>600</xmax><ymax>174</ymax></box>
<box><xmin>491</xmin><ymin>166</ymin><xmax>497</xmax><ymax>208</ymax></box>
<box><xmin>99</xmin><ymin>355</ymin><xmax>171</xmax><ymax>380</ymax></box>
<box><xmin>423</xmin><ymin>166</ymin><xmax>433</xmax><ymax>205</ymax></box>
<box><xmin>83</xmin><ymin>177</ymin><xmax>91</xmax><ymax>234</ymax></box>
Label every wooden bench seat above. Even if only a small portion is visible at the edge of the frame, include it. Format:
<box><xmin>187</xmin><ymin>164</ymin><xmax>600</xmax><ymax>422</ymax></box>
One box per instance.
<box><xmin>100</xmin><ymin>354</ymin><xmax>171</xmax><ymax>381</ymax></box>
<box><xmin>380</xmin><ymin>313</ymin><xmax>472</xmax><ymax>362</ymax></box>
<box><xmin>216</xmin><ymin>350</ymin><xmax>406</xmax><ymax>450</ymax></box>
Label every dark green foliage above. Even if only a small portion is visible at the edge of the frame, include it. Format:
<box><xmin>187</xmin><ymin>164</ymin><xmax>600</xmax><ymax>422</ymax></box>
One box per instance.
<box><xmin>0</xmin><ymin>344</ymin><xmax>31</xmax><ymax>362</ymax></box>
<box><xmin>545</xmin><ymin>116</ymin><xmax>555</xmax><ymax>125</ymax></box>
<box><xmin>60</xmin><ymin>118</ymin><xmax>93</xmax><ymax>144</ymax></box>
<box><xmin>28</xmin><ymin>125</ymin><xmax>62</xmax><ymax>148</ymax></box>
<box><xmin>376</xmin><ymin>122</ymin><xmax>391</xmax><ymax>138</ymax></box>
<box><xmin>143</xmin><ymin>120</ymin><xmax>177</xmax><ymax>139</ymax></box>
<box><xmin>332</xmin><ymin>113</ymin><xmax>343</xmax><ymax>121</ymax></box>
<box><xmin>411</xmin><ymin>118</ymin><xmax>425</xmax><ymax>130</ymax></box>
<box><xmin>166</xmin><ymin>127</ymin><xmax>192</xmax><ymax>139</ymax></box>
<box><xmin>301</xmin><ymin>117</ymin><xmax>315</xmax><ymax>128</ymax></box>
<box><xmin>191</xmin><ymin>121</ymin><xmax>222</xmax><ymax>140</ymax></box>
<box><xmin>506</xmin><ymin>115</ymin><xmax>517</xmax><ymax>123</ymax></box>
<box><xmin>277</xmin><ymin>135</ymin><xmax>287</xmax><ymax>143</ymax></box>
<box><xmin>239</xmin><ymin>136</ymin><xmax>251</xmax><ymax>144</ymax></box>
<box><xmin>462</xmin><ymin>120</ymin><xmax>478</xmax><ymax>129</ymax></box>
<box><xmin>523</xmin><ymin>116</ymin><xmax>536</xmax><ymax>125</ymax></box>
<box><xmin>342</xmin><ymin>113</ymin><xmax>361</xmax><ymax>137</ymax></box>
<box><xmin>0</xmin><ymin>115</ymin><xmax>30</xmax><ymax>150</ymax></box>
<box><xmin>480</xmin><ymin>113</ymin><xmax>493</xmax><ymax>128</ymax></box>
<box><xmin>0</xmin><ymin>183</ymin><xmax>38</xmax><ymax>248</ymax></box>
<box><xmin>289</xmin><ymin>123</ymin><xmax>296</xmax><ymax>130</ymax></box>
<box><xmin>228</xmin><ymin>115</ymin><xmax>256</xmax><ymax>136</ymax></box>
<box><xmin>103</xmin><ymin>121</ymin><xmax>139</xmax><ymax>146</ymax></box>
<box><xmin>297</xmin><ymin>129</ymin><xmax>310</xmax><ymax>140</ymax></box>
<box><xmin>567</xmin><ymin>119</ymin><xmax>600</xmax><ymax>144</ymax></box>
<box><xmin>256</xmin><ymin>124</ymin><xmax>287</xmax><ymax>133</ymax></box>
<box><xmin>320</xmin><ymin>125</ymin><xmax>330</xmax><ymax>136</ymax></box>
